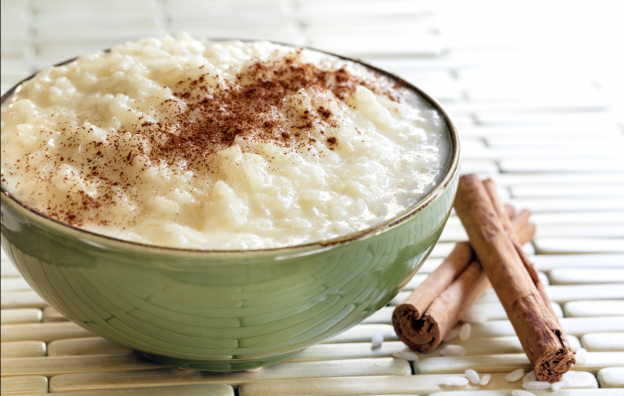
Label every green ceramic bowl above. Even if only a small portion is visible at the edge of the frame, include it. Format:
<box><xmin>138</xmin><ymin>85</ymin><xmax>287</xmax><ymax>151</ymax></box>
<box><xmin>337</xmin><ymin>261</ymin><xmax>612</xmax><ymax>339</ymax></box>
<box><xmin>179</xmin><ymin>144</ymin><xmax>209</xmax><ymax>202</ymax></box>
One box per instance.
<box><xmin>0</xmin><ymin>43</ymin><xmax>460</xmax><ymax>371</ymax></box>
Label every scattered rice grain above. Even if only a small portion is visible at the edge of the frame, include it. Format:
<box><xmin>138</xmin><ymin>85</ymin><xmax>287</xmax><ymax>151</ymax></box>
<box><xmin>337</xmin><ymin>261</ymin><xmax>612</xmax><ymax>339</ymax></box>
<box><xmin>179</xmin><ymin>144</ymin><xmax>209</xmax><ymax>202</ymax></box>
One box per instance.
<box><xmin>522</xmin><ymin>370</ymin><xmax>536</xmax><ymax>383</ymax></box>
<box><xmin>551</xmin><ymin>381</ymin><xmax>566</xmax><ymax>390</ymax></box>
<box><xmin>441</xmin><ymin>377</ymin><xmax>469</xmax><ymax>386</ymax></box>
<box><xmin>575</xmin><ymin>347</ymin><xmax>587</xmax><ymax>364</ymax></box>
<box><xmin>464</xmin><ymin>369</ymin><xmax>480</xmax><ymax>384</ymax></box>
<box><xmin>512</xmin><ymin>391</ymin><xmax>536</xmax><ymax>396</ymax></box>
<box><xmin>371</xmin><ymin>331</ymin><xmax>384</xmax><ymax>348</ymax></box>
<box><xmin>523</xmin><ymin>381</ymin><xmax>552</xmax><ymax>390</ymax></box>
<box><xmin>443</xmin><ymin>328</ymin><xmax>460</xmax><ymax>342</ymax></box>
<box><xmin>505</xmin><ymin>368</ymin><xmax>525</xmax><ymax>382</ymax></box>
<box><xmin>439</xmin><ymin>344</ymin><xmax>467</xmax><ymax>356</ymax></box>
<box><xmin>459</xmin><ymin>322</ymin><xmax>472</xmax><ymax>340</ymax></box>
<box><xmin>479</xmin><ymin>373</ymin><xmax>491</xmax><ymax>385</ymax></box>
<box><xmin>392</xmin><ymin>351</ymin><xmax>420</xmax><ymax>361</ymax></box>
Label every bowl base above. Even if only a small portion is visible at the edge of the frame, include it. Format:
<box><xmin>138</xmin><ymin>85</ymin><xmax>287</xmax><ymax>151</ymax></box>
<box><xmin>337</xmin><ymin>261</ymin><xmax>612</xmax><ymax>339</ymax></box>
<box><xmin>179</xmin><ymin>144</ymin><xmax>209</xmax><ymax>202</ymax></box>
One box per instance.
<box><xmin>135</xmin><ymin>349</ymin><xmax>303</xmax><ymax>371</ymax></box>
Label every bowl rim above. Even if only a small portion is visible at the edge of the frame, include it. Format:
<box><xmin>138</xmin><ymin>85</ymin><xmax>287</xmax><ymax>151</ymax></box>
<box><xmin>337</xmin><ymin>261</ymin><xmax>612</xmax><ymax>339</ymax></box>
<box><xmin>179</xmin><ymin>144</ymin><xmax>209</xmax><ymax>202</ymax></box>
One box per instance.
<box><xmin>0</xmin><ymin>38</ymin><xmax>460</xmax><ymax>254</ymax></box>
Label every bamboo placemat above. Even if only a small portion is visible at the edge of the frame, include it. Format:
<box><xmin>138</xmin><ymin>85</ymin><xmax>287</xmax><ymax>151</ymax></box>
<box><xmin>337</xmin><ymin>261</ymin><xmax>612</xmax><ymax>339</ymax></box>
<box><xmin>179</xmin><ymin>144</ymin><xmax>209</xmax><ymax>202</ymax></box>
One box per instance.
<box><xmin>1</xmin><ymin>0</ymin><xmax>623</xmax><ymax>394</ymax></box>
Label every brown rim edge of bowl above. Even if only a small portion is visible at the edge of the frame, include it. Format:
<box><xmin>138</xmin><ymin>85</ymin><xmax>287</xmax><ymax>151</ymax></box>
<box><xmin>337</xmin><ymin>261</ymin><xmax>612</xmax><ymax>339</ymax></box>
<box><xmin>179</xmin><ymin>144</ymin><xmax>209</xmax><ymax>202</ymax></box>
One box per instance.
<box><xmin>0</xmin><ymin>38</ymin><xmax>460</xmax><ymax>255</ymax></box>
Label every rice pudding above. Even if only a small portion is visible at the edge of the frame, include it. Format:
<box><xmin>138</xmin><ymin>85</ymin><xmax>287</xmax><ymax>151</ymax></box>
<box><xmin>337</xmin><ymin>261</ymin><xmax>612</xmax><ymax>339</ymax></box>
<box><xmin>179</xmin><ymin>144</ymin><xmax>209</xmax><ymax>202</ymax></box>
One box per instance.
<box><xmin>1</xmin><ymin>35</ymin><xmax>451</xmax><ymax>250</ymax></box>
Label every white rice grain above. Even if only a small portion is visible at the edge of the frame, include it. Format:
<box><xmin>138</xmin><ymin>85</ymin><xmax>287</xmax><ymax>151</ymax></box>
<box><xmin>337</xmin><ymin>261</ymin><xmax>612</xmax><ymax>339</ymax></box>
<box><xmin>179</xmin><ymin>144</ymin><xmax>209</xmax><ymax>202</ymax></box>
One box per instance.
<box><xmin>443</xmin><ymin>328</ymin><xmax>461</xmax><ymax>342</ymax></box>
<box><xmin>505</xmin><ymin>368</ymin><xmax>525</xmax><ymax>382</ymax></box>
<box><xmin>512</xmin><ymin>391</ymin><xmax>536</xmax><ymax>396</ymax></box>
<box><xmin>441</xmin><ymin>377</ymin><xmax>469</xmax><ymax>386</ymax></box>
<box><xmin>371</xmin><ymin>331</ymin><xmax>384</xmax><ymax>348</ymax></box>
<box><xmin>575</xmin><ymin>347</ymin><xmax>588</xmax><ymax>364</ymax></box>
<box><xmin>551</xmin><ymin>381</ymin><xmax>566</xmax><ymax>390</ymax></box>
<box><xmin>459</xmin><ymin>322</ymin><xmax>472</xmax><ymax>340</ymax></box>
<box><xmin>523</xmin><ymin>381</ymin><xmax>552</xmax><ymax>390</ymax></box>
<box><xmin>439</xmin><ymin>344</ymin><xmax>467</xmax><ymax>356</ymax></box>
<box><xmin>522</xmin><ymin>370</ymin><xmax>536</xmax><ymax>383</ymax></box>
<box><xmin>392</xmin><ymin>351</ymin><xmax>420</xmax><ymax>361</ymax></box>
<box><xmin>464</xmin><ymin>369</ymin><xmax>480</xmax><ymax>384</ymax></box>
<box><xmin>479</xmin><ymin>373</ymin><xmax>491</xmax><ymax>385</ymax></box>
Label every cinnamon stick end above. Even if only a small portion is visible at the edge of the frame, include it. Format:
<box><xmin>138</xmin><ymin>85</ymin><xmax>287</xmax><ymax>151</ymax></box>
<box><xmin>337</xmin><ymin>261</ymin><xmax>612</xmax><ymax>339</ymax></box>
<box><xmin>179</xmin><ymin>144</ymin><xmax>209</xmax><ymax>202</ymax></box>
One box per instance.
<box><xmin>392</xmin><ymin>304</ymin><xmax>441</xmax><ymax>352</ymax></box>
<box><xmin>535</xmin><ymin>345</ymin><xmax>576</xmax><ymax>383</ymax></box>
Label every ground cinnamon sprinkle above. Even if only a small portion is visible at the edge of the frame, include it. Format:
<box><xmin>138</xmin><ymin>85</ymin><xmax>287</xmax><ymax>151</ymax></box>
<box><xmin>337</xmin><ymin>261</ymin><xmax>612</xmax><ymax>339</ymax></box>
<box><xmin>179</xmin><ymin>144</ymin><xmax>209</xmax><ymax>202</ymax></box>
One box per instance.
<box><xmin>25</xmin><ymin>51</ymin><xmax>396</xmax><ymax>227</ymax></box>
<box><xmin>140</xmin><ymin>52</ymin><xmax>390</xmax><ymax>169</ymax></box>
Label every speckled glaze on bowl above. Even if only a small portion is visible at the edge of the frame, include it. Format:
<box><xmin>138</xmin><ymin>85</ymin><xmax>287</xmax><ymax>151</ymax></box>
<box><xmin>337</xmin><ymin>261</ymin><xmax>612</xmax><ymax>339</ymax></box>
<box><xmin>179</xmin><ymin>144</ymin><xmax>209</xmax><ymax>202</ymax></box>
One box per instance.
<box><xmin>0</xmin><ymin>41</ymin><xmax>460</xmax><ymax>371</ymax></box>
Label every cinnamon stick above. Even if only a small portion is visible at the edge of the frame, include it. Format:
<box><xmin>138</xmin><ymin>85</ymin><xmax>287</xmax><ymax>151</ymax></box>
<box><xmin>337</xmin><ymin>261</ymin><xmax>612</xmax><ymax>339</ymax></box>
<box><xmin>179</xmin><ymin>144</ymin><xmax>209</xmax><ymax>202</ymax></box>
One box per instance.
<box><xmin>511</xmin><ymin>208</ymin><xmax>531</xmax><ymax>230</ymax></box>
<box><xmin>393</xmin><ymin>260</ymin><xmax>489</xmax><ymax>352</ymax></box>
<box><xmin>396</xmin><ymin>242</ymin><xmax>474</xmax><ymax>321</ymax></box>
<box><xmin>516</xmin><ymin>221</ymin><xmax>536</xmax><ymax>248</ymax></box>
<box><xmin>483</xmin><ymin>179</ymin><xmax>555</xmax><ymax>318</ymax></box>
<box><xmin>504</xmin><ymin>203</ymin><xmax>516</xmax><ymax>218</ymax></box>
<box><xmin>454</xmin><ymin>175</ymin><xmax>575</xmax><ymax>383</ymax></box>
<box><xmin>392</xmin><ymin>207</ymin><xmax>534</xmax><ymax>352</ymax></box>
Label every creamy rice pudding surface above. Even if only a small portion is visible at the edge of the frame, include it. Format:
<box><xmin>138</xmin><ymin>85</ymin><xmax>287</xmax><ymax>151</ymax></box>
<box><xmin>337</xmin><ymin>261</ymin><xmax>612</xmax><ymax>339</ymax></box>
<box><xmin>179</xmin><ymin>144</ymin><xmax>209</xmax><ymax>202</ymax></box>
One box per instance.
<box><xmin>1</xmin><ymin>35</ymin><xmax>450</xmax><ymax>249</ymax></box>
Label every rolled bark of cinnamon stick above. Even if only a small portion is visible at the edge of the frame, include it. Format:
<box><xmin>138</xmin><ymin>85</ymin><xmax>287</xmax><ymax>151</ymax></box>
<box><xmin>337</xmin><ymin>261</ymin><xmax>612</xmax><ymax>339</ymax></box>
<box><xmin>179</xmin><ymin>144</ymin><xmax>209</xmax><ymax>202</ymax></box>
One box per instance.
<box><xmin>516</xmin><ymin>222</ymin><xmax>536</xmax><ymax>248</ymax></box>
<box><xmin>504</xmin><ymin>203</ymin><xmax>516</xmax><ymax>218</ymax></box>
<box><xmin>455</xmin><ymin>175</ymin><xmax>575</xmax><ymax>383</ymax></box>
<box><xmin>392</xmin><ymin>206</ymin><xmax>534</xmax><ymax>352</ymax></box>
<box><xmin>393</xmin><ymin>260</ymin><xmax>489</xmax><ymax>352</ymax></box>
<box><xmin>511</xmin><ymin>208</ymin><xmax>531</xmax><ymax>230</ymax></box>
<box><xmin>396</xmin><ymin>242</ymin><xmax>474</xmax><ymax>321</ymax></box>
<box><xmin>483</xmin><ymin>179</ymin><xmax>556</xmax><ymax>318</ymax></box>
